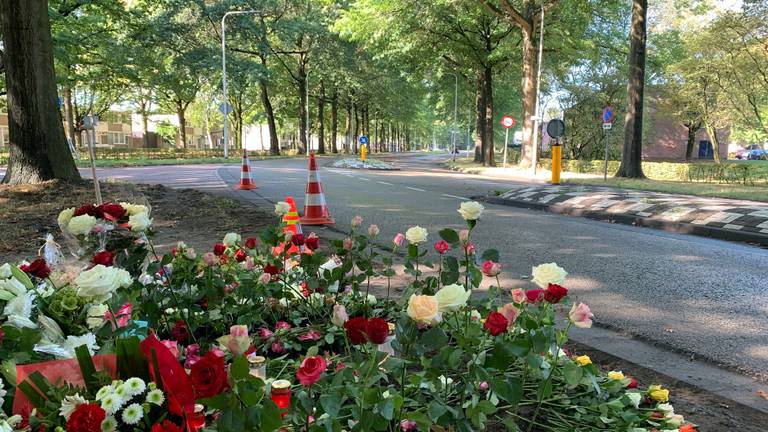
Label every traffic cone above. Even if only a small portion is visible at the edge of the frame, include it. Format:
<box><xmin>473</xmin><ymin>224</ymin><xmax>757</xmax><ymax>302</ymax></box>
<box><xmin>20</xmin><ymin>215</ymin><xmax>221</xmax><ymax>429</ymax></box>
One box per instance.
<box><xmin>273</xmin><ymin>196</ymin><xmax>303</xmax><ymax>256</ymax></box>
<box><xmin>235</xmin><ymin>148</ymin><xmax>257</xmax><ymax>190</ymax></box>
<box><xmin>301</xmin><ymin>153</ymin><xmax>335</xmax><ymax>225</ymax></box>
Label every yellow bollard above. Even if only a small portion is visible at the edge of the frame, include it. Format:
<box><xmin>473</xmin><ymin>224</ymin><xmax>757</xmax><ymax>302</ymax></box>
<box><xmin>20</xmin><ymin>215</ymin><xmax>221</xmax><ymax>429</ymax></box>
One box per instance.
<box><xmin>551</xmin><ymin>143</ymin><xmax>562</xmax><ymax>185</ymax></box>
<box><xmin>360</xmin><ymin>144</ymin><xmax>367</xmax><ymax>162</ymax></box>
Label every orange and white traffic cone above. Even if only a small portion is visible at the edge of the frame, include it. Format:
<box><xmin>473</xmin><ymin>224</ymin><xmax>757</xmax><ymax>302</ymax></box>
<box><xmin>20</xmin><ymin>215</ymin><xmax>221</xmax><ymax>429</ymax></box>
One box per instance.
<box><xmin>300</xmin><ymin>153</ymin><xmax>334</xmax><ymax>225</ymax></box>
<box><xmin>273</xmin><ymin>196</ymin><xmax>304</xmax><ymax>256</ymax></box>
<box><xmin>235</xmin><ymin>148</ymin><xmax>257</xmax><ymax>190</ymax></box>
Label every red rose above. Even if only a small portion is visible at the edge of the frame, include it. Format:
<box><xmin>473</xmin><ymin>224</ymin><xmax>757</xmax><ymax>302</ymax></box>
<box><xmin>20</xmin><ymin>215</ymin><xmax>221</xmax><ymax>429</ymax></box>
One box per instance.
<box><xmin>171</xmin><ymin>320</ymin><xmax>190</xmax><ymax>343</ymax></box>
<box><xmin>245</xmin><ymin>237</ymin><xmax>258</xmax><ymax>249</ymax></box>
<box><xmin>213</xmin><ymin>243</ymin><xmax>226</xmax><ymax>256</ymax></box>
<box><xmin>304</xmin><ymin>235</ymin><xmax>319</xmax><ymax>250</ymax></box>
<box><xmin>0</xmin><ymin>328</ymin><xmax>5</xmax><ymax>345</ymax></box>
<box><xmin>91</xmin><ymin>250</ymin><xmax>114</xmax><ymax>266</ymax></box>
<box><xmin>291</xmin><ymin>233</ymin><xmax>305</xmax><ymax>246</ymax></box>
<box><xmin>234</xmin><ymin>249</ymin><xmax>247</xmax><ymax>262</ymax></box>
<box><xmin>296</xmin><ymin>355</ymin><xmax>327</xmax><ymax>387</ymax></box>
<box><xmin>21</xmin><ymin>258</ymin><xmax>51</xmax><ymax>279</ymax></box>
<box><xmin>627</xmin><ymin>376</ymin><xmax>638</xmax><ymax>389</ymax></box>
<box><xmin>525</xmin><ymin>289</ymin><xmax>545</xmax><ymax>303</ymax></box>
<box><xmin>263</xmin><ymin>264</ymin><xmax>280</xmax><ymax>276</ymax></box>
<box><xmin>544</xmin><ymin>283</ymin><xmax>568</xmax><ymax>304</ymax></box>
<box><xmin>97</xmin><ymin>203</ymin><xmax>126</xmax><ymax>221</ymax></box>
<box><xmin>483</xmin><ymin>311</ymin><xmax>509</xmax><ymax>336</ymax></box>
<box><xmin>344</xmin><ymin>316</ymin><xmax>369</xmax><ymax>345</ymax></box>
<box><xmin>73</xmin><ymin>204</ymin><xmax>102</xmax><ymax>218</ymax></box>
<box><xmin>433</xmin><ymin>240</ymin><xmax>450</xmax><ymax>254</ymax></box>
<box><xmin>366</xmin><ymin>318</ymin><xmax>390</xmax><ymax>344</ymax></box>
<box><xmin>66</xmin><ymin>403</ymin><xmax>105</xmax><ymax>432</ymax></box>
<box><xmin>151</xmin><ymin>420</ymin><xmax>184</xmax><ymax>432</ymax></box>
<box><xmin>190</xmin><ymin>351</ymin><xmax>229</xmax><ymax>399</ymax></box>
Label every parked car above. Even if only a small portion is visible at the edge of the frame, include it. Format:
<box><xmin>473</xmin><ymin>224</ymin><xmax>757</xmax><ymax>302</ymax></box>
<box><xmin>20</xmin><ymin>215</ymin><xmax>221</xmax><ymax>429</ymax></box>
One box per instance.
<box><xmin>735</xmin><ymin>145</ymin><xmax>767</xmax><ymax>160</ymax></box>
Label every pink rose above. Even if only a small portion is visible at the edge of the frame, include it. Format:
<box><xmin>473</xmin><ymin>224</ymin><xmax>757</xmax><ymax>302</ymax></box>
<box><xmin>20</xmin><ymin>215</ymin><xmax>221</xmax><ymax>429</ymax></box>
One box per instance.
<box><xmin>202</xmin><ymin>252</ymin><xmax>218</xmax><ymax>267</ymax></box>
<box><xmin>569</xmin><ymin>303</ymin><xmax>594</xmax><ymax>328</ymax></box>
<box><xmin>258</xmin><ymin>328</ymin><xmax>274</xmax><ymax>340</ymax></box>
<box><xmin>259</xmin><ymin>273</ymin><xmax>271</xmax><ymax>284</ymax></box>
<box><xmin>479</xmin><ymin>381</ymin><xmax>489</xmax><ymax>391</ymax></box>
<box><xmin>351</xmin><ymin>215</ymin><xmax>363</xmax><ymax>227</ymax></box>
<box><xmin>458</xmin><ymin>229</ymin><xmax>470</xmax><ymax>245</ymax></box>
<box><xmin>230</xmin><ymin>325</ymin><xmax>249</xmax><ymax>338</ymax></box>
<box><xmin>209</xmin><ymin>346</ymin><xmax>226</xmax><ymax>358</ymax></box>
<box><xmin>296</xmin><ymin>355</ymin><xmax>327</xmax><ymax>387</ymax></box>
<box><xmin>271</xmin><ymin>341</ymin><xmax>287</xmax><ymax>354</ymax></box>
<box><xmin>184</xmin><ymin>344</ymin><xmax>201</xmax><ymax>368</ymax></box>
<box><xmin>161</xmin><ymin>340</ymin><xmax>180</xmax><ymax>359</ymax></box>
<box><xmin>104</xmin><ymin>303</ymin><xmax>132</xmax><ymax>329</ymax></box>
<box><xmin>393</xmin><ymin>233</ymin><xmax>405</xmax><ymax>247</ymax></box>
<box><xmin>343</xmin><ymin>237</ymin><xmax>353</xmax><ymax>250</ymax></box>
<box><xmin>331</xmin><ymin>304</ymin><xmax>348</xmax><ymax>327</ymax></box>
<box><xmin>434</xmin><ymin>240</ymin><xmax>450</xmax><ymax>255</ymax></box>
<box><xmin>482</xmin><ymin>260</ymin><xmax>502</xmax><ymax>277</ymax></box>
<box><xmin>368</xmin><ymin>224</ymin><xmax>380</xmax><ymax>237</ymax></box>
<box><xmin>298</xmin><ymin>329</ymin><xmax>322</xmax><ymax>341</ymax></box>
<box><xmin>275</xmin><ymin>321</ymin><xmax>292</xmax><ymax>331</ymax></box>
<box><xmin>497</xmin><ymin>303</ymin><xmax>519</xmax><ymax>324</ymax></box>
<box><xmin>511</xmin><ymin>289</ymin><xmax>526</xmax><ymax>303</ymax></box>
<box><xmin>464</xmin><ymin>243</ymin><xmax>475</xmax><ymax>255</ymax></box>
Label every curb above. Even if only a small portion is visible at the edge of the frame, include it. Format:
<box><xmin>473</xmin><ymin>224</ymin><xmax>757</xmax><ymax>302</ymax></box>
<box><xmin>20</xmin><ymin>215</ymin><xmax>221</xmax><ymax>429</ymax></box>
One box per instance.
<box><xmin>484</xmin><ymin>195</ymin><xmax>768</xmax><ymax>247</ymax></box>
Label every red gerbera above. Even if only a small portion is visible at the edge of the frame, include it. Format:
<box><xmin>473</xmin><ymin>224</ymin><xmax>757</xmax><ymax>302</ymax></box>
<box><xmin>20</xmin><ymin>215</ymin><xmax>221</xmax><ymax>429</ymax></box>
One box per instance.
<box><xmin>366</xmin><ymin>318</ymin><xmax>390</xmax><ymax>344</ymax></box>
<box><xmin>151</xmin><ymin>420</ymin><xmax>184</xmax><ymax>432</ymax></box>
<box><xmin>66</xmin><ymin>403</ymin><xmax>105</xmax><ymax>432</ymax></box>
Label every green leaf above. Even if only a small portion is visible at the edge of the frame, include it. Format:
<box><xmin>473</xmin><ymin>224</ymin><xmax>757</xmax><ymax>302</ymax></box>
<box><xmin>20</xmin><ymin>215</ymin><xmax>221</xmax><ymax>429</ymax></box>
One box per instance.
<box><xmin>378</xmin><ymin>397</ymin><xmax>395</xmax><ymax>420</ymax></box>
<box><xmin>439</xmin><ymin>228</ymin><xmax>459</xmax><ymax>244</ymax></box>
<box><xmin>428</xmin><ymin>401</ymin><xmax>447</xmax><ymax>422</ymax></box>
<box><xmin>10</xmin><ymin>265</ymin><xmax>33</xmax><ymax>289</ymax></box>
<box><xmin>563</xmin><ymin>361</ymin><xmax>584</xmax><ymax>387</ymax></box>
<box><xmin>481</xmin><ymin>249</ymin><xmax>500</xmax><ymax>262</ymax></box>
<box><xmin>320</xmin><ymin>394</ymin><xmax>342</xmax><ymax>417</ymax></box>
<box><xmin>420</xmin><ymin>327</ymin><xmax>448</xmax><ymax>351</ymax></box>
<box><xmin>230</xmin><ymin>356</ymin><xmax>249</xmax><ymax>381</ymax></box>
<box><xmin>18</xmin><ymin>380</ymin><xmax>47</xmax><ymax>409</ymax></box>
<box><xmin>75</xmin><ymin>344</ymin><xmax>98</xmax><ymax>393</ymax></box>
<box><xmin>477</xmin><ymin>400</ymin><xmax>497</xmax><ymax>415</ymax></box>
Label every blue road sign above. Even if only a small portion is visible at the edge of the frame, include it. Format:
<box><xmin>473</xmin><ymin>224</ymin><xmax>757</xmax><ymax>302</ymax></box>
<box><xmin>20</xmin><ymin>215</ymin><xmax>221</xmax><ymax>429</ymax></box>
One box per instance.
<box><xmin>602</xmin><ymin>106</ymin><xmax>615</xmax><ymax>123</ymax></box>
<box><xmin>359</xmin><ymin>135</ymin><xmax>369</xmax><ymax>145</ymax></box>
<box><xmin>219</xmin><ymin>103</ymin><xmax>233</xmax><ymax>115</ymax></box>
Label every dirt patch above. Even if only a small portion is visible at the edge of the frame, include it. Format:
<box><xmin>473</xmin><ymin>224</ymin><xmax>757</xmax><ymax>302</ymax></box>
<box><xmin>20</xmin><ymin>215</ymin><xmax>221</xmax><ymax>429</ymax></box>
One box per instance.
<box><xmin>0</xmin><ymin>179</ymin><xmax>273</xmax><ymax>263</ymax></box>
<box><xmin>569</xmin><ymin>341</ymin><xmax>768</xmax><ymax>432</ymax></box>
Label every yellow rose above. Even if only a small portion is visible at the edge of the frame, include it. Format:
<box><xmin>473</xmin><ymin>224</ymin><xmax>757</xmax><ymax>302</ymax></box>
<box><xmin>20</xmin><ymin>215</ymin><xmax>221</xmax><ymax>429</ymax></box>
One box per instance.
<box><xmin>575</xmin><ymin>355</ymin><xmax>592</xmax><ymax>366</ymax></box>
<box><xmin>648</xmin><ymin>385</ymin><xmax>669</xmax><ymax>402</ymax></box>
<box><xmin>406</xmin><ymin>294</ymin><xmax>441</xmax><ymax>325</ymax></box>
<box><xmin>607</xmin><ymin>371</ymin><xmax>625</xmax><ymax>381</ymax></box>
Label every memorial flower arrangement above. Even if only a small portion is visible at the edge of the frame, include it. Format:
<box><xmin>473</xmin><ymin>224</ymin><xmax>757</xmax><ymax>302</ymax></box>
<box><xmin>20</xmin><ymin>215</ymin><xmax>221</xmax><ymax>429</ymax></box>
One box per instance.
<box><xmin>0</xmin><ymin>202</ymin><xmax>698</xmax><ymax>432</ymax></box>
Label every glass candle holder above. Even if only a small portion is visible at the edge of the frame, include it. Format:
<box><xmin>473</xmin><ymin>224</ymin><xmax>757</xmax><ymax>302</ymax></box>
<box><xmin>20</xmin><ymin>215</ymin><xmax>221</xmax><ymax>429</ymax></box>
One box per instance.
<box><xmin>247</xmin><ymin>354</ymin><xmax>267</xmax><ymax>381</ymax></box>
<box><xmin>270</xmin><ymin>379</ymin><xmax>292</xmax><ymax>418</ymax></box>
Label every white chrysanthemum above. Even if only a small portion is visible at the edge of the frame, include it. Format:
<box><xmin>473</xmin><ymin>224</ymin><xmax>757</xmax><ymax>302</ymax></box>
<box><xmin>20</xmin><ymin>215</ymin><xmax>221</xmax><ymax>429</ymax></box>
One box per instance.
<box><xmin>95</xmin><ymin>384</ymin><xmax>114</xmax><ymax>400</ymax></box>
<box><xmin>100</xmin><ymin>394</ymin><xmax>123</xmax><ymax>415</ymax></box>
<box><xmin>62</xmin><ymin>333</ymin><xmax>99</xmax><ymax>358</ymax></box>
<box><xmin>59</xmin><ymin>393</ymin><xmax>87</xmax><ymax>420</ymax></box>
<box><xmin>113</xmin><ymin>383</ymin><xmax>129</xmax><ymax>400</ymax></box>
<box><xmin>68</xmin><ymin>214</ymin><xmax>97</xmax><ymax>236</ymax></box>
<box><xmin>146</xmin><ymin>389</ymin><xmax>165</xmax><ymax>406</ymax></box>
<box><xmin>0</xmin><ymin>378</ymin><xmax>7</xmax><ymax>407</ymax></box>
<box><xmin>124</xmin><ymin>378</ymin><xmax>146</xmax><ymax>396</ymax></box>
<box><xmin>121</xmin><ymin>403</ymin><xmax>144</xmax><ymax>425</ymax></box>
<box><xmin>100</xmin><ymin>415</ymin><xmax>117</xmax><ymax>432</ymax></box>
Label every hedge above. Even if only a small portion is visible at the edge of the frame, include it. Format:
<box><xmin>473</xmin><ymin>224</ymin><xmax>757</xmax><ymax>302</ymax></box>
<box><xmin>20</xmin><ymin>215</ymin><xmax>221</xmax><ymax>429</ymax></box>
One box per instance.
<box><xmin>0</xmin><ymin>148</ymin><xmax>299</xmax><ymax>165</ymax></box>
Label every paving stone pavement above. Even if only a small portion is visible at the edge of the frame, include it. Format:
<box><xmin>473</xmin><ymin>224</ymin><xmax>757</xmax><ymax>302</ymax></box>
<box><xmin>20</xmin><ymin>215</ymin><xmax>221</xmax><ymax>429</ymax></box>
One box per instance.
<box><xmin>494</xmin><ymin>184</ymin><xmax>768</xmax><ymax>241</ymax></box>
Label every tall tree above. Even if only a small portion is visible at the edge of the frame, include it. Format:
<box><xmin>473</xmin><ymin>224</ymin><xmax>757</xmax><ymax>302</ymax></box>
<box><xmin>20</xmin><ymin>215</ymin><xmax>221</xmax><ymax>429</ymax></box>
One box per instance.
<box><xmin>1</xmin><ymin>0</ymin><xmax>80</xmax><ymax>184</ymax></box>
<box><xmin>616</xmin><ymin>0</ymin><xmax>647</xmax><ymax>178</ymax></box>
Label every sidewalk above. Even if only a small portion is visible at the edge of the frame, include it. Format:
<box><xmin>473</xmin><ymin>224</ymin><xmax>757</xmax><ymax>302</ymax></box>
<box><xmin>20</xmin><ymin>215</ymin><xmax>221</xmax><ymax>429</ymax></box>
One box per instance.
<box><xmin>487</xmin><ymin>184</ymin><xmax>768</xmax><ymax>246</ymax></box>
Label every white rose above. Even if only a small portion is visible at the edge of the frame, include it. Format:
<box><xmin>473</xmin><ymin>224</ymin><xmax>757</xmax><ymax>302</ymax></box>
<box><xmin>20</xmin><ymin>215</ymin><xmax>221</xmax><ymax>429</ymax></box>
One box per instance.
<box><xmin>120</xmin><ymin>202</ymin><xmax>149</xmax><ymax>216</ymax></box>
<box><xmin>57</xmin><ymin>207</ymin><xmax>75</xmax><ymax>228</ymax></box>
<box><xmin>129</xmin><ymin>211</ymin><xmax>152</xmax><ymax>232</ymax></box>
<box><xmin>434</xmin><ymin>284</ymin><xmax>471</xmax><ymax>312</ymax></box>
<box><xmin>86</xmin><ymin>304</ymin><xmax>109</xmax><ymax>329</ymax></box>
<box><xmin>223</xmin><ymin>233</ymin><xmax>241</xmax><ymax>247</ymax></box>
<box><xmin>405</xmin><ymin>226</ymin><xmax>428</xmax><ymax>245</ymax></box>
<box><xmin>531</xmin><ymin>262</ymin><xmax>568</xmax><ymax>288</ymax></box>
<box><xmin>274</xmin><ymin>201</ymin><xmax>290</xmax><ymax>216</ymax></box>
<box><xmin>0</xmin><ymin>263</ymin><xmax>11</xmax><ymax>279</ymax></box>
<box><xmin>457</xmin><ymin>201</ymin><xmax>484</xmax><ymax>221</ymax></box>
<box><xmin>75</xmin><ymin>265</ymin><xmax>132</xmax><ymax>299</ymax></box>
<box><xmin>68</xmin><ymin>214</ymin><xmax>97</xmax><ymax>236</ymax></box>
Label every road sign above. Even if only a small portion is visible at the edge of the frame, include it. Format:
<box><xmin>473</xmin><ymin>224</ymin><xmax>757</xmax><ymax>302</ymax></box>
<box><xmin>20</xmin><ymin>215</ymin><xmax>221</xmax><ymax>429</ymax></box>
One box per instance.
<box><xmin>546</xmin><ymin>119</ymin><xmax>565</xmax><ymax>139</ymax></box>
<box><xmin>602</xmin><ymin>105</ymin><xmax>615</xmax><ymax>123</ymax></box>
<box><xmin>602</xmin><ymin>123</ymin><xmax>613</xmax><ymax>130</ymax></box>
<box><xmin>500</xmin><ymin>116</ymin><xmax>516</xmax><ymax>129</ymax></box>
<box><xmin>359</xmin><ymin>135</ymin><xmax>369</xmax><ymax>145</ymax></box>
<box><xmin>219</xmin><ymin>103</ymin><xmax>233</xmax><ymax>115</ymax></box>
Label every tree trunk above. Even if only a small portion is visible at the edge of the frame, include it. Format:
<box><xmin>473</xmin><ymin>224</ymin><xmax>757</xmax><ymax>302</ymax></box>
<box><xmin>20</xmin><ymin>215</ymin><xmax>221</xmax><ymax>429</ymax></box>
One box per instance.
<box><xmin>518</xmin><ymin>27</ymin><xmax>537</xmax><ymax>168</ymax></box>
<box><xmin>259</xmin><ymin>74</ymin><xmax>280</xmax><ymax>155</ymax></box>
<box><xmin>297</xmin><ymin>61</ymin><xmax>308</xmax><ymax>155</ymax></box>
<box><xmin>1</xmin><ymin>0</ymin><xmax>80</xmax><ymax>184</ymax></box>
<box><xmin>353</xmin><ymin>103</ymin><xmax>360</xmax><ymax>154</ymax></box>
<box><xmin>704</xmin><ymin>121</ymin><xmax>721</xmax><ymax>163</ymax></box>
<box><xmin>616</xmin><ymin>0</ymin><xmax>647</xmax><ymax>178</ymax></box>
<box><xmin>483</xmin><ymin>66</ymin><xmax>496</xmax><ymax>167</ymax></box>
<box><xmin>176</xmin><ymin>101</ymin><xmax>188</xmax><ymax>149</ymax></box>
<box><xmin>204</xmin><ymin>105</ymin><xmax>214</xmax><ymax>149</ymax></box>
<box><xmin>344</xmin><ymin>100</ymin><xmax>352</xmax><ymax>153</ymax></box>
<box><xmin>331</xmin><ymin>90</ymin><xmax>339</xmax><ymax>153</ymax></box>
<box><xmin>474</xmin><ymin>70</ymin><xmax>486</xmax><ymax>163</ymax></box>
<box><xmin>684</xmin><ymin>120</ymin><xmax>700</xmax><ymax>161</ymax></box>
<box><xmin>63</xmin><ymin>86</ymin><xmax>77</xmax><ymax>148</ymax></box>
<box><xmin>317</xmin><ymin>80</ymin><xmax>326</xmax><ymax>154</ymax></box>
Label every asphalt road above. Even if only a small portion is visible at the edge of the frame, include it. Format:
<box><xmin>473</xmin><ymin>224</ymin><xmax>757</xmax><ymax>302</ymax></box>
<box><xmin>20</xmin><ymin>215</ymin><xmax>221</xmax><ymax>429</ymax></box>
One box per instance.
<box><xmin>79</xmin><ymin>153</ymin><xmax>768</xmax><ymax>378</ymax></box>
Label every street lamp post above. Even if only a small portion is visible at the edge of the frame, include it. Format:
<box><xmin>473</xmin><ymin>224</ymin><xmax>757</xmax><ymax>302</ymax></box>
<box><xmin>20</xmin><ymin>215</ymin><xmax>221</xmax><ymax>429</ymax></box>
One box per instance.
<box><xmin>445</xmin><ymin>73</ymin><xmax>459</xmax><ymax>161</ymax></box>
<box><xmin>221</xmin><ymin>10</ymin><xmax>261</xmax><ymax>159</ymax></box>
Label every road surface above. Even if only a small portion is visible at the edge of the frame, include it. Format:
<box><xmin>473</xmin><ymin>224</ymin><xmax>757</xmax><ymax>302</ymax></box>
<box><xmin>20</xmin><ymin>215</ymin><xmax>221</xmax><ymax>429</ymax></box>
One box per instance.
<box><xmin>75</xmin><ymin>153</ymin><xmax>768</xmax><ymax>379</ymax></box>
